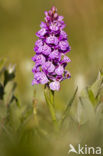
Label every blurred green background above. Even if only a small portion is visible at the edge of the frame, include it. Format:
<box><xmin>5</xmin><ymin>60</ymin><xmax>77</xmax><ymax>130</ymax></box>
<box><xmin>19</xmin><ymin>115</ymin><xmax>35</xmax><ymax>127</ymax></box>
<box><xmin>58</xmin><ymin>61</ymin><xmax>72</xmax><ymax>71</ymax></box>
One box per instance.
<box><xmin>0</xmin><ymin>1</ymin><xmax>103</xmax><ymax>156</ymax></box>
<box><xmin>0</xmin><ymin>0</ymin><xmax>103</xmax><ymax>110</ymax></box>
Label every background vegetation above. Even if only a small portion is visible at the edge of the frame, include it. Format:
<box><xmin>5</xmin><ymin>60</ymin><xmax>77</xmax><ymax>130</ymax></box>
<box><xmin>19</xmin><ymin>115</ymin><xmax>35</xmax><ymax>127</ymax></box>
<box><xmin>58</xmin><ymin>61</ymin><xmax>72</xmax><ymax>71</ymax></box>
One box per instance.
<box><xmin>0</xmin><ymin>0</ymin><xmax>103</xmax><ymax>156</ymax></box>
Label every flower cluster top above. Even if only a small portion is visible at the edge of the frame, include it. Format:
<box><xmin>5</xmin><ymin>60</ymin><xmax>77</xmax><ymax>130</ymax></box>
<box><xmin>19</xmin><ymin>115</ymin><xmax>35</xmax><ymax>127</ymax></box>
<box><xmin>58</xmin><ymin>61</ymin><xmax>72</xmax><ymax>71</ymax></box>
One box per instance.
<box><xmin>32</xmin><ymin>6</ymin><xmax>71</xmax><ymax>91</ymax></box>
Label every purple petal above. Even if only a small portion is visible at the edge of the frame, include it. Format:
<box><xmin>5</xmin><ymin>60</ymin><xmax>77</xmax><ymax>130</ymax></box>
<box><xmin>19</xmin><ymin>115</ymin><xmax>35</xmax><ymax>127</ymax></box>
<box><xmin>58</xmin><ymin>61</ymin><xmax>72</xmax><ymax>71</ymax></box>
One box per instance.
<box><xmin>59</xmin><ymin>30</ymin><xmax>67</xmax><ymax>40</ymax></box>
<box><xmin>61</xmin><ymin>55</ymin><xmax>71</xmax><ymax>64</ymax></box>
<box><xmin>46</xmin><ymin>35</ymin><xmax>59</xmax><ymax>45</ymax></box>
<box><xmin>34</xmin><ymin>72</ymin><xmax>49</xmax><ymax>84</ymax></box>
<box><xmin>35</xmin><ymin>39</ymin><xmax>43</xmax><ymax>47</ymax></box>
<box><xmin>33</xmin><ymin>54</ymin><xmax>46</xmax><ymax>66</ymax></box>
<box><xmin>40</xmin><ymin>22</ymin><xmax>47</xmax><ymax>29</ymax></box>
<box><xmin>59</xmin><ymin>40</ymin><xmax>69</xmax><ymax>51</ymax></box>
<box><xmin>32</xmin><ymin>66</ymin><xmax>40</xmax><ymax>73</ymax></box>
<box><xmin>42</xmin><ymin>61</ymin><xmax>55</xmax><ymax>73</ymax></box>
<box><xmin>55</xmin><ymin>65</ymin><xmax>64</xmax><ymax>75</ymax></box>
<box><xmin>49</xmin><ymin>81</ymin><xmax>60</xmax><ymax>91</ymax></box>
<box><xmin>36</xmin><ymin>28</ymin><xmax>47</xmax><ymax>38</ymax></box>
<box><xmin>58</xmin><ymin>16</ymin><xmax>64</xmax><ymax>21</ymax></box>
<box><xmin>32</xmin><ymin>79</ymin><xmax>38</xmax><ymax>85</ymax></box>
<box><xmin>49</xmin><ymin>50</ymin><xmax>60</xmax><ymax>59</ymax></box>
<box><xmin>37</xmin><ymin>44</ymin><xmax>51</xmax><ymax>55</ymax></box>
<box><xmin>50</xmin><ymin>23</ymin><xmax>59</xmax><ymax>32</ymax></box>
<box><xmin>64</xmin><ymin>70</ymin><xmax>71</xmax><ymax>80</ymax></box>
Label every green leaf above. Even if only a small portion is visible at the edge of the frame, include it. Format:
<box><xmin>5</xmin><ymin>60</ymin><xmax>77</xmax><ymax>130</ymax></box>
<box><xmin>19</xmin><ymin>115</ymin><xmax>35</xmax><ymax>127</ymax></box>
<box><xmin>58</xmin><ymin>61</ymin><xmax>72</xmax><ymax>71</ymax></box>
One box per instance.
<box><xmin>4</xmin><ymin>65</ymin><xmax>16</xmax><ymax>87</ymax></box>
<box><xmin>95</xmin><ymin>103</ymin><xmax>103</xmax><ymax>126</ymax></box>
<box><xmin>87</xmin><ymin>88</ymin><xmax>97</xmax><ymax>106</ymax></box>
<box><xmin>60</xmin><ymin>87</ymin><xmax>78</xmax><ymax>125</ymax></box>
<box><xmin>4</xmin><ymin>81</ymin><xmax>17</xmax><ymax>106</ymax></box>
<box><xmin>0</xmin><ymin>100</ymin><xmax>7</xmax><ymax>121</ymax></box>
<box><xmin>9</xmin><ymin>96</ymin><xmax>21</xmax><ymax>107</ymax></box>
<box><xmin>0</xmin><ymin>83</ymin><xmax>4</xmax><ymax>100</ymax></box>
<box><xmin>91</xmin><ymin>71</ymin><xmax>103</xmax><ymax>98</ymax></box>
<box><xmin>96</xmin><ymin>103</ymin><xmax>103</xmax><ymax>114</ymax></box>
<box><xmin>44</xmin><ymin>86</ymin><xmax>58</xmax><ymax>129</ymax></box>
<box><xmin>44</xmin><ymin>87</ymin><xmax>56</xmax><ymax>121</ymax></box>
<box><xmin>76</xmin><ymin>97</ymin><xmax>95</xmax><ymax>125</ymax></box>
<box><xmin>65</xmin><ymin>87</ymin><xmax>78</xmax><ymax>114</ymax></box>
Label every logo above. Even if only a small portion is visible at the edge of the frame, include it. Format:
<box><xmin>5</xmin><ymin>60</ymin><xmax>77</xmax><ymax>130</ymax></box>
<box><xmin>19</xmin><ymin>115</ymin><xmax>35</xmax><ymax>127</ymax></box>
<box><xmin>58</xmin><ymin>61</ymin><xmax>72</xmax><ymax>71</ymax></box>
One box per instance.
<box><xmin>68</xmin><ymin>144</ymin><xmax>101</xmax><ymax>155</ymax></box>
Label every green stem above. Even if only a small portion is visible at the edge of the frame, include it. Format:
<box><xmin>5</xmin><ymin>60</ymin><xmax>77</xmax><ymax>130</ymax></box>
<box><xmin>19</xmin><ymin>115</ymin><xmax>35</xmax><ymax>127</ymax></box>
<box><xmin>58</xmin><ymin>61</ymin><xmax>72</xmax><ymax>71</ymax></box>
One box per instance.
<box><xmin>44</xmin><ymin>85</ymin><xmax>58</xmax><ymax>130</ymax></box>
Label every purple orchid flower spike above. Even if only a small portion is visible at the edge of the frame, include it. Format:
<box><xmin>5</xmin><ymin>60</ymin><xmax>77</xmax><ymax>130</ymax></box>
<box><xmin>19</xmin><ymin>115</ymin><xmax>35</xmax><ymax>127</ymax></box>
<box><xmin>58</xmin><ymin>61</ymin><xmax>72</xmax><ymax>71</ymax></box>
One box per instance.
<box><xmin>32</xmin><ymin>6</ymin><xmax>71</xmax><ymax>91</ymax></box>
<box><xmin>32</xmin><ymin>6</ymin><xmax>71</xmax><ymax>129</ymax></box>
